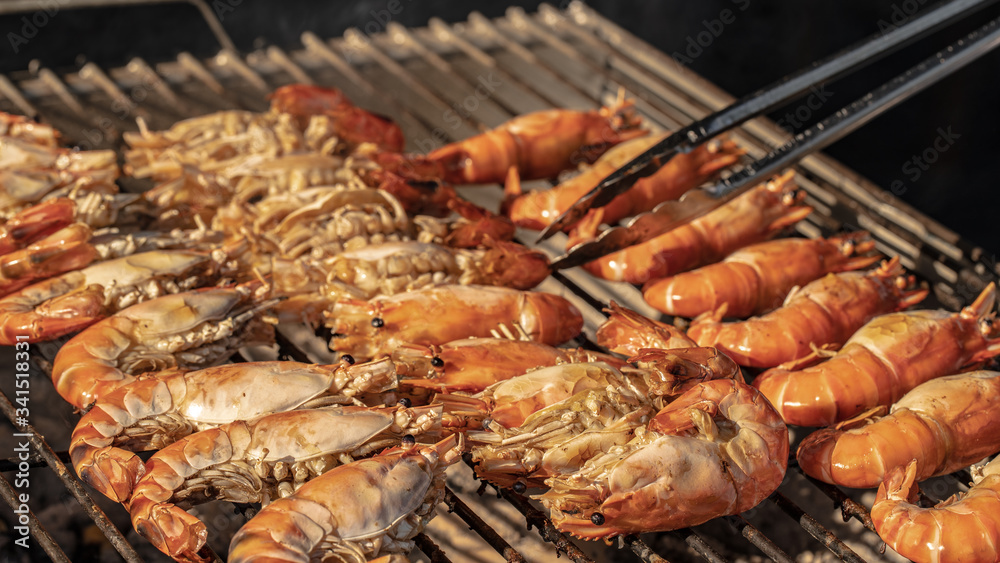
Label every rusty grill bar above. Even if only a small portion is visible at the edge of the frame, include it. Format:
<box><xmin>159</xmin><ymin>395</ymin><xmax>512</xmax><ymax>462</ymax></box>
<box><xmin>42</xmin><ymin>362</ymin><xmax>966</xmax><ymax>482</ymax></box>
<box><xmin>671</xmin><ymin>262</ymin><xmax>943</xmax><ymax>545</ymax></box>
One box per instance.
<box><xmin>0</xmin><ymin>3</ymin><xmax>996</xmax><ymax>562</ymax></box>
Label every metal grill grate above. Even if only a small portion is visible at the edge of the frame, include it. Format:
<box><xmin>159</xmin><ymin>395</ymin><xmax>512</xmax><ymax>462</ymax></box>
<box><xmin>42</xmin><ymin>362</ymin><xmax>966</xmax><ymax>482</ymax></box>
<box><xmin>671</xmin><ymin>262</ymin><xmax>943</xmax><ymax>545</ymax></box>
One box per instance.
<box><xmin>0</xmin><ymin>3</ymin><xmax>995</xmax><ymax>562</ymax></box>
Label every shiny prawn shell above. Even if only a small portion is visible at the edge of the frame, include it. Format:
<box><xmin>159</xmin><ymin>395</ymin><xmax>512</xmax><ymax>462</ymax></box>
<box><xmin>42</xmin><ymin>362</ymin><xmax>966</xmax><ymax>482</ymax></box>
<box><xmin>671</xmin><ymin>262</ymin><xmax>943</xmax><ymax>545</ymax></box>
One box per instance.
<box><xmin>228</xmin><ymin>434</ymin><xmax>463</xmax><ymax>563</ymax></box>
<box><xmin>326</xmin><ymin>284</ymin><xmax>583</xmax><ymax>359</ymax></box>
<box><xmin>688</xmin><ymin>257</ymin><xmax>928</xmax><ymax>369</ymax></box>
<box><xmin>577</xmin><ymin>170</ymin><xmax>811</xmax><ymax>284</ymax></box>
<box><xmin>129</xmin><ymin>404</ymin><xmax>441</xmax><ymax>563</ymax></box>
<box><xmin>0</xmin><ymin>248</ymin><xmax>234</xmax><ymax>345</ymax></box>
<box><xmin>797</xmin><ymin>370</ymin><xmax>1000</xmax><ymax>489</ymax></box>
<box><xmin>872</xmin><ymin>456</ymin><xmax>1000</xmax><ymax>563</ymax></box>
<box><xmin>52</xmin><ymin>284</ymin><xmax>275</xmax><ymax>409</ymax></box>
<box><xmin>754</xmin><ymin>282</ymin><xmax>999</xmax><ymax>427</ymax></box>
<box><xmin>539</xmin><ymin>378</ymin><xmax>788</xmax><ymax>539</ymax></box>
<box><xmin>69</xmin><ymin>359</ymin><xmax>396</xmax><ymax>503</ymax></box>
<box><xmin>392</xmin><ymin>337</ymin><xmax>625</xmax><ymax>395</ymax></box>
<box><xmin>642</xmin><ymin>233</ymin><xmax>879</xmax><ymax>318</ymax></box>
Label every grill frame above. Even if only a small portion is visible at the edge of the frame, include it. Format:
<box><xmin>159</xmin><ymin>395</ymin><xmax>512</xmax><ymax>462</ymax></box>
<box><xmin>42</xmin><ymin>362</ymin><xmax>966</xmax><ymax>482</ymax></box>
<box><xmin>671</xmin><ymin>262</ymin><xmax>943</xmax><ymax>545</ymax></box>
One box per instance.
<box><xmin>0</xmin><ymin>3</ymin><xmax>995</xmax><ymax>562</ymax></box>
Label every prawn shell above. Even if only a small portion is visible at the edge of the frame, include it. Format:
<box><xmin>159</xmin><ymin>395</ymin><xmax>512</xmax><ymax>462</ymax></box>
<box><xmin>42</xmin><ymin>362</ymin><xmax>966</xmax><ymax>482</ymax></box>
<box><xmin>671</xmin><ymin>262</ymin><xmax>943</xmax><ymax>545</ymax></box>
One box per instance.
<box><xmin>328</xmin><ymin>285</ymin><xmax>583</xmax><ymax>359</ymax></box>
<box><xmin>872</xmin><ymin>457</ymin><xmax>1000</xmax><ymax>563</ymax></box>
<box><xmin>796</xmin><ymin>371</ymin><xmax>1000</xmax><ymax>488</ymax></box>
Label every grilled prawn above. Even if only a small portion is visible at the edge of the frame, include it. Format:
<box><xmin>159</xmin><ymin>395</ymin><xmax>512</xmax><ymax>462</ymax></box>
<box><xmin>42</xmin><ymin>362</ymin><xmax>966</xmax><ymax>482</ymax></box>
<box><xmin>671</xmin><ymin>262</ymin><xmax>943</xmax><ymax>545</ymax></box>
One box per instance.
<box><xmin>326</xmin><ymin>284</ymin><xmax>583</xmax><ymax>359</ymax></box>
<box><xmin>379</xmin><ymin>97</ymin><xmax>646</xmax><ymax>185</ymax></box>
<box><xmin>268</xmin><ymin>84</ymin><xmax>405</xmax><ymax>152</ymax></box>
<box><xmin>575</xmin><ymin>170</ymin><xmax>811</xmax><ymax>284</ymax></box>
<box><xmin>393</xmin><ymin>337</ymin><xmax>624</xmax><ymax>395</ymax></box>
<box><xmin>643</xmin><ymin>233</ymin><xmax>879</xmax><ymax>318</ymax></box>
<box><xmin>797</xmin><ymin>370</ymin><xmax>1000</xmax><ymax>489</ymax></box>
<box><xmin>872</xmin><ymin>456</ymin><xmax>1000</xmax><ymax>563</ymax></box>
<box><xmin>227</xmin><ymin>434</ymin><xmax>463</xmax><ymax>563</ymax></box>
<box><xmin>52</xmin><ymin>283</ymin><xmax>277</xmax><ymax>409</ymax></box>
<box><xmin>688</xmin><ymin>257</ymin><xmax>928</xmax><ymax>368</ymax></box>
<box><xmin>468</xmin><ymin>347</ymin><xmax>742</xmax><ymax>489</ymax></box>
<box><xmin>129</xmin><ymin>405</ymin><xmax>440</xmax><ymax>562</ymax></box>
<box><xmin>754</xmin><ymin>283</ymin><xmax>1000</xmax><ymax>427</ymax></box>
<box><xmin>594</xmin><ymin>301</ymin><xmax>695</xmax><ymax>356</ymax></box>
<box><xmin>324</xmin><ymin>239</ymin><xmax>550</xmax><ymax>298</ymax></box>
<box><xmin>70</xmin><ymin>358</ymin><xmax>396</xmax><ymax>503</ymax></box>
<box><xmin>539</xmin><ymin>378</ymin><xmax>787</xmax><ymax>539</ymax></box>
<box><xmin>441</xmin><ymin>347</ymin><xmax>741</xmax><ymax>432</ymax></box>
<box><xmin>0</xmin><ymin>248</ymin><xmax>242</xmax><ymax>345</ymax></box>
<box><xmin>504</xmin><ymin>134</ymin><xmax>743</xmax><ymax>230</ymax></box>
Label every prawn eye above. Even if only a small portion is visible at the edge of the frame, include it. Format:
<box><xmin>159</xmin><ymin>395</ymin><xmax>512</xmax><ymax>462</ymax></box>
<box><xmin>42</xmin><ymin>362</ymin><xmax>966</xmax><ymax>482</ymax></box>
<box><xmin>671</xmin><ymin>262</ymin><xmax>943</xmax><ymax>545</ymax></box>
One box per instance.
<box><xmin>401</xmin><ymin>434</ymin><xmax>415</xmax><ymax>446</ymax></box>
<box><xmin>371</xmin><ymin>317</ymin><xmax>385</xmax><ymax>328</ymax></box>
<box><xmin>512</xmin><ymin>481</ymin><xmax>527</xmax><ymax>494</ymax></box>
<box><xmin>430</xmin><ymin>356</ymin><xmax>444</xmax><ymax>368</ymax></box>
<box><xmin>590</xmin><ymin>512</ymin><xmax>605</xmax><ymax>525</ymax></box>
<box><xmin>340</xmin><ymin>354</ymin><xmax>356</xmax><ymax>365</ymax></box>
<box><xmin>481</xmin><ymin>418</ymin><xmax>492</xmax><ymax>430</ymax></box>
<box><xmin>397</xmin><ymin>397</ymin><xmax>412</xmax><ymax>408</ymax></box>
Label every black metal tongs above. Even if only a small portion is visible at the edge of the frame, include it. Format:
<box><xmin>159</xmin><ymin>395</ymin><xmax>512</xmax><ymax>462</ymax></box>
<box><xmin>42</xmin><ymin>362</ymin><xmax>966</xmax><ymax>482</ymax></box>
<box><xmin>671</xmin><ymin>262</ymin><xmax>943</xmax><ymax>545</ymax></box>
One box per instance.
<box><xmin>543</xmin><ymin>0</ymin><xmax>1000</xmax><ymax>270</ymax></box>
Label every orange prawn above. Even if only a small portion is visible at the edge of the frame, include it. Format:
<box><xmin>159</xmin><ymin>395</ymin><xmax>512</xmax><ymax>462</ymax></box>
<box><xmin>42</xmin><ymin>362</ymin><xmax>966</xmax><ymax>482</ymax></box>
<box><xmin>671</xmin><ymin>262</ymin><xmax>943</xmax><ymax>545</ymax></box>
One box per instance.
<box><xmin>753</xmin><ymin>282</ymin><xmax>998</xmax><ymax>427</ymax></box>
<box><xmin>378</xmin><ymin>96</ymin><xmax>647</xmax><ymax>185</ymax></box>
<box><xmin>268</xmin><ymin>84</ymin><xmax>405</xmax><ymax>153</ymax></box>
<box><xmin>503</xmin><ymin>134</ymin><xmax>743</xmax><ymax>230</ymax></box>
<box><xmin>643</xmin><ymin>232</ymin><xmax>879</xmax><ymax>318</ymax></box>
<box><xmin>575</xmin><ymin>170</ymin><xmax>811</xmax><ymax>284</ymax></box>
<box><xmin>326</xmin><ymin>284</ymin><xmax>584</xmax><ymax>360</ymax></box>
<box><xmin>872</xmin><ymin>455</ymin><xmax>1000</xmax><ymax>563</ymax></box>
<box><xmin>797</xmin><ymin>370</ymin><xmax>1000</xmax><ymax>489</ymax></box>
<box><xmin>688</xmin><ymin>257</ymin><xmax>927</xmax><ymax>369</ymax></box>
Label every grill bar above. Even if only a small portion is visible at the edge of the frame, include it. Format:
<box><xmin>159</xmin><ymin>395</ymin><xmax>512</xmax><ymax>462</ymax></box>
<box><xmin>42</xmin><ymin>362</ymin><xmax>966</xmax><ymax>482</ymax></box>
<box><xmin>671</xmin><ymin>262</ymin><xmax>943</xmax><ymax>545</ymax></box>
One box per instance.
<box><xmin>0</xmin><ymin>389</ymin><xmax>142</xmax><ymax>563</ymax></box>
<box><xmin>0</xmin><ymin>471</ymin><xmax>70</xmax><ymax>563</ymax></box>
<box><xmin>724</xmin><ymin>515</ymin><xmax>794</xmax><ymax>563</ymax></box>
<box><xmin>443</xmin><ymin>487</ymin><xmax>527</xmax><ymax>563</ymax></box>
<box><xmin>496</xmin><ymin>487</ymin><xmax>596</xmax><ymax>563</ymax></box>
<box><xmin>771</xmin><ymin>492</ymin><xmax>865</xmax><ymax>563</ymax></box>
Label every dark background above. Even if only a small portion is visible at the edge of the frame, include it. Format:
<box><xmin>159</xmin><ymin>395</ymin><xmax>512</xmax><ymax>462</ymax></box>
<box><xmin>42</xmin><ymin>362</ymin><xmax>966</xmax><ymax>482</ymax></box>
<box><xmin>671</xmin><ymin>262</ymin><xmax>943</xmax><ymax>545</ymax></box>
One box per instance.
<box><xmin>2</xmin><ymin>0</ymin><xmax>998</xmax><ymax>252</ymax></box>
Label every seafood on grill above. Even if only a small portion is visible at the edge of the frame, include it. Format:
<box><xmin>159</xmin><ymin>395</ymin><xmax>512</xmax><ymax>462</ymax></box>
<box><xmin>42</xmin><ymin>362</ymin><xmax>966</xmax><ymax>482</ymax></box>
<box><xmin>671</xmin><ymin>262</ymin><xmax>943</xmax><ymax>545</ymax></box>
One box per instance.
<box><xmin>688</xmin><ymin>257</ymin><xmax>928</xmax><ymax>368</ymax></box>
<box><xmin>594</xmin><ymin>301</ymin><xmax>695</xmax><ymax>356</ymax></box>
<box><xmin>0</xmin><ymin>198</ymin><xmax>76</xmax><ymax>255</ymax></box>
<box><xmin>52</xmin><ymin>283</ymin><xmax>277</xmax><ymax>409</ymax></box>
<box><xmin>324</xmin><ymin>239</ymin><xmax>550</xmax><ymax>299</ymax></box>
<box><xmin>227</xmin><ymin>434</ymin><xmax>463</xmax><ymax>563</ymax></box>
<box><xmin>0</xmin><ymin>112</ymin><xmax>58</xmax><ymax>146</ymax></box>
<box><xmin>755</xmin><ymin>283</ymin><xmax>999</xmax><ymax>427</ymax></box>
<box><xmin>0</xmin><ymin>247</ymin><xmax>244</xmax><ymax>345</ymax></box>
<box><xmin>468</xmin><ymin>347</ymin><xmax>742</xmax><ymax>488</ymax></box>
<box><xmin>379</xmin><ymin>96</ymin><xmax>646</xmax><ymax>185</ymax></box>
<box><xmin>129</xmin><ymin>404</ymin><xmax>440</xmax><ymax>562</ymax></box>
<box><xmin>872</xmin><ymin>455</ymin><xmax>1000</xmax><ymax>563</ymax></box>
<box><xmin>268</xmin><ymin>83</ymin><xmax>405</xmax><ymax>152</ymax></box>
<box><xmin>575</xmin><ymin>170</ymin><xmax>812</xmax><ymax>284</ymax></box>
<box><xmin>503</xmin><ymin>133</ymin><xmax>743</xmax><ymax>230</ymax></box>
<box><xmin>326</xmin><ymin>284</ymin><xmax>584</xmax><ymax>359</ymax></box>
<box><xmin>70</xmin><ymin>359</ymin><xmax>396</xmax><ymax>503</ymax></box>
<box><xmin>797</xmin><ymin>370</ymin><xmax>1000</xmax><ymax>489</ymax></box>
<box><xmin>0</xmin><ymin>135</ymin><xmax>119</xmax><ymax>216</ymax></box>
<box><xmin>393</xmin><ymin>336</ymin><xmax>625</xmax><ymax>396</ymax></box>
<box><xmin>538</xmin><ymin>378</ymin><xmax>788</xmax><ymax>539</ymax></box>
<box><xmin>643</xmin><ymin>232</ymin><xmax>880</xmax><ymax>318</ymax></box>
<box><xmin>442</xmin><ymin>347</ymin><xmax>741</xmax><ymax>432</ymax></box>
<box><xmin>0</xmin><ymin>223</ymin><xmax>98</xmax><ymax>298</ymax></box>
